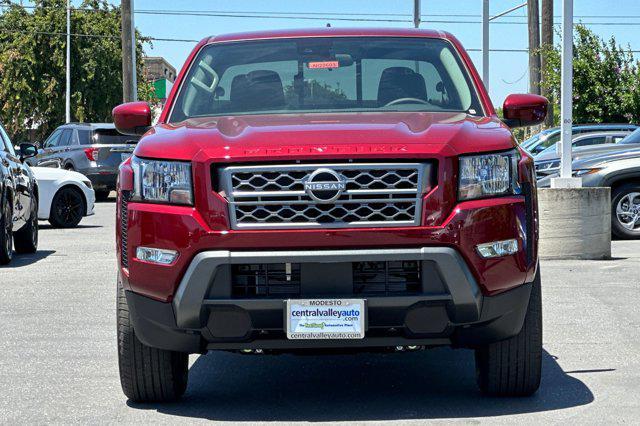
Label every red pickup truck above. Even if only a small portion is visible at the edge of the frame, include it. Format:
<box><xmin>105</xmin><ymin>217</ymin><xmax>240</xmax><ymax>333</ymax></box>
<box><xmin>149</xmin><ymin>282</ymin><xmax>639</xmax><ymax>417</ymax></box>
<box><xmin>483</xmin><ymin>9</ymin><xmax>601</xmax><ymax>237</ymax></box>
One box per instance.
<box><xmin>113</xmin><ymin>28</ymin><xmax>547</xmax><ymax>402</ymax></box>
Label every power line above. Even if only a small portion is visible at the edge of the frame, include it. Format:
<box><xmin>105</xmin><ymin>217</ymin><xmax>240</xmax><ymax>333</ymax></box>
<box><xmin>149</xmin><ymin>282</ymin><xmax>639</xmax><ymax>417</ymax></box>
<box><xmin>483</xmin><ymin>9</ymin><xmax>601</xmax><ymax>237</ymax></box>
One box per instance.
<box><xmin>0</xmin><ymin>27</ymin><xmax>198</xmax><ymax>42</ymax></box>
<box><xmin>5</xmin><ymin>4</ymin><xmax>640</xmax><ymax>26</ymax></box>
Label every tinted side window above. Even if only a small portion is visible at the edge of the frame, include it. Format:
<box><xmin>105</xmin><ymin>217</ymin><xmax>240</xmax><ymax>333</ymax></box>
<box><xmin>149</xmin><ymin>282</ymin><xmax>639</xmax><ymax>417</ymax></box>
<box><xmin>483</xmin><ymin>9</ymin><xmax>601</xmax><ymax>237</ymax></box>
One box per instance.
<box><xmin>77</xmin><ymin>129</ymin><xmax>92</xmax><ymax>145</ymax></box>
<box><xmin>0</xmin><ymin>124</ymin><xmax>15</xmax><ymax>155</ymax></box>
<box><xmin>58</xmin><ymin>129</ymin><xmax>73</xmax><ymax>147</ymax></box>
<box><xmin>574</xmin><ymin>136</ymin><xmax>607</xmax><ymax>147</ymax></box>
<box><xmin>43</xmin><ymin>129</ymin><xmax>62</xmax><ymax>148</ymax></box>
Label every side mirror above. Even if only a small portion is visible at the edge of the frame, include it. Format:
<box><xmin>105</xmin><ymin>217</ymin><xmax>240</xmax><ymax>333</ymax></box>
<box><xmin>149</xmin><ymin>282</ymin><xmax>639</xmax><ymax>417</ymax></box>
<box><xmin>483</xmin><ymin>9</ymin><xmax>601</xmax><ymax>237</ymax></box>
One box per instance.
<box><xmin>19</xmin><ymin>143</ymin><xmax>38</xmax><ymax>160</ymax></box>
<box><xmin>112</xmin><ymin>101</ymin><xmax>152</xmax><ymax>136</ymax></box>
<box><xmin>502</xmin><ymin>94</ymin><xmax>548</xmax><ymax>128</ymax></box>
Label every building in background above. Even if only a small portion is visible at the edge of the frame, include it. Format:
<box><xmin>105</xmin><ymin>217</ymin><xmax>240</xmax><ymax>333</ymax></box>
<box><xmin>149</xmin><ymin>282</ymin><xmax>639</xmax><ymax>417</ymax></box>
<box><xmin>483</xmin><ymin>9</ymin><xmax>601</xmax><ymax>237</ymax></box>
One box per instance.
<box><xmin>143</xmin><ymin>57</ymin><xmax>177</xmax><ymax>104</ymax></box>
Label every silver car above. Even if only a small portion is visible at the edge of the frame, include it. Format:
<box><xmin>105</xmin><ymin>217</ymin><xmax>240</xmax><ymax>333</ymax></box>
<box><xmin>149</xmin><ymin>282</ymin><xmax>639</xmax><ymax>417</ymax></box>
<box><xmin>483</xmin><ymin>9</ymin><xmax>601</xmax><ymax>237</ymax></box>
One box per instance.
<box><xmin>538</xmin><ymin>146</ymin><xmax>640</xmax><ymax>239</ymax></box>
<box><xmin>28</xmin><ymin>123</ymin><xmax>140</xmax><ymax>200</ymax></box>
<box><xmin>534</xmin><ymin>131</ymin><xmax>634</xmax><ymax>179</ymax></box>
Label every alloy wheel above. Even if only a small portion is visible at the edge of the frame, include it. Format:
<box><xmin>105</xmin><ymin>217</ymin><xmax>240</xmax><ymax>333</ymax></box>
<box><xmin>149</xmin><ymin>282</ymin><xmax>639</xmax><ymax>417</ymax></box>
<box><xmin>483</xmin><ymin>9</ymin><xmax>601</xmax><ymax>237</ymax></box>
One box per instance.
<box><xmin>55</xmin><ymin>190</ymin><xmax>83</xmax><ymax>227</ymax></box>
<box><xmin>616</xmin><ymin>192</ymin><xmax>640</xmax><ymax>231</ymax></box>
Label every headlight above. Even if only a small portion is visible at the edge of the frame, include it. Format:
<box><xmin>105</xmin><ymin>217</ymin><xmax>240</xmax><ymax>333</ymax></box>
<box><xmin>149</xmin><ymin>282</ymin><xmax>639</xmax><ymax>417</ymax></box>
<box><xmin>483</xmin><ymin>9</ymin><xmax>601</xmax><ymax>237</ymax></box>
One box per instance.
<box><xmin>131</xmin><ymin>156</ymin><xmax>193</xmax><ymax>205</ymax></box>
<box><xmin>573</xmin><ymin>168</ymin><xmax>602</xmax><ymax>177</ymax></box>
<box><xmin>459</xmin><ymin>151</ymin><xmax>520</xmax><ymax>200</ymax></box>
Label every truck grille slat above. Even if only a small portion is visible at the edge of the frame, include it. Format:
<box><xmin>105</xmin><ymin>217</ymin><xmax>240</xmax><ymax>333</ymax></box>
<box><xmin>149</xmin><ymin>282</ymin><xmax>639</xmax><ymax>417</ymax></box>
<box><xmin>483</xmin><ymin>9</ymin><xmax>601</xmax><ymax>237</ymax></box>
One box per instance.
<box><xmin>120</xmin><ymin>191</ymin><xmax>130</xmax><ymax>268</ymax></box>
<box><xmin>219</xmin><ymin>163</ymin><xmax>432</xmax><ymax>229</ymax></box>
<box><xmin>230</xmin><ymin>261</ymin><xmax>422</xmax><ymax>298</ymax></box>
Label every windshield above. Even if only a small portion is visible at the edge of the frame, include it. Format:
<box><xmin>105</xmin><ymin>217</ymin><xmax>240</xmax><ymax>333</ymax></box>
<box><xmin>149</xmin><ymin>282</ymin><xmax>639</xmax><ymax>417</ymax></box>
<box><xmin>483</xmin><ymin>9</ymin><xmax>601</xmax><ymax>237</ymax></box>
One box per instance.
<box><xmin>80</xmin><ymin>129</ymin><xmax>139</xmax><ymax>145</ymax></box>
<box><xmin>620</xmin><ymin>128</ymin><xmax>640</xmax><ymax>144</ymax></box>
<box><xmin>169</xmin><ymin>37</ymin><xmax>483</xmax><ymax>122</ymax></box>
<box><xmin>522</xmin><ymin>129</ymin><xmax>554</xmax><ymax>148</ymax></box>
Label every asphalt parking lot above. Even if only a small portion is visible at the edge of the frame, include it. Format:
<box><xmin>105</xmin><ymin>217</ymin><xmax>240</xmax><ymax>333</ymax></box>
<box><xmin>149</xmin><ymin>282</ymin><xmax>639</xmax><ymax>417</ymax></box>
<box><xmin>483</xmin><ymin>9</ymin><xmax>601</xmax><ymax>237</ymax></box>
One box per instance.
<box><xmin>1</xmin><ymin>199</ymin><xmax>639</xmax><ymax>424</ymax></box>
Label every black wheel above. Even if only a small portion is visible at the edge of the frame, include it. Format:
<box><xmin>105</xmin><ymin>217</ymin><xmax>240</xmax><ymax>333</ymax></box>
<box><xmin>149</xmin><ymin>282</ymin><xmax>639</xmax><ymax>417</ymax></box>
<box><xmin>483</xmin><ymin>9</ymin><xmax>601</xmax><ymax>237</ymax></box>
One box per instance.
<box><xmin>117</xmin><ymin>279</ymin><xmax>188</xmax><ymax>402</ymax></box>
<box><xmin>475</xmin><ymin>268</ymin><xmax>542</xmax><ymax>396</ymax></box>
<box><xmin>95</xmin><ymin>190</ymin><xmax>111</xmax><ymax>202</ymax></box>
<box><xmin>611</xmin><ymin>184</ymin><xmax>640</xmax><ymax>239</ymax></box>
<box><xmin>65</xmin><ymin>164</ymin><xmax>75</xmax><ymax>171</ymax></box>
<box><xmin>14</xmin><ymin>196</ymin><xmax>38</xmax><ymax>254</ymax></box>
<box><xmin>0</xmin><ymin>197</ymin><xmax>12</xmax><ymax>265</ymax></box>
<box><xmin>49</xmin><ymin>187</ymin><xmax>84</xmax><ymax>228</ymax></box>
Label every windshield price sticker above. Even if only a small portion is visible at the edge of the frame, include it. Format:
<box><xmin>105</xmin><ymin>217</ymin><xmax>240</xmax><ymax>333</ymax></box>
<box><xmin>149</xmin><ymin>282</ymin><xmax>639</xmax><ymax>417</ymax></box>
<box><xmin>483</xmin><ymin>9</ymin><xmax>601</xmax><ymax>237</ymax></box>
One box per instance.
<box><xmin>307</xmin><ymin>61</ymin><xmax>340</xmax><ymax>69</ymax></box>
<box><xmin>286</xmin><ymin>299</ymin><xmax>365</xmax><ymax>339</ymax></box>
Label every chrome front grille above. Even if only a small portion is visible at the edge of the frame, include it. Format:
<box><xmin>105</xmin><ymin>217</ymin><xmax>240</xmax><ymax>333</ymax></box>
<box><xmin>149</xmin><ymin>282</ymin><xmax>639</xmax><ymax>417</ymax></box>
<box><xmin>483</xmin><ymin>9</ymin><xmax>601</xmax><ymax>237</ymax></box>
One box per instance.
<box><xmin>218</xmin><ymin>163</ymin><xmax>432</xmax><ymax>229</ymax></box>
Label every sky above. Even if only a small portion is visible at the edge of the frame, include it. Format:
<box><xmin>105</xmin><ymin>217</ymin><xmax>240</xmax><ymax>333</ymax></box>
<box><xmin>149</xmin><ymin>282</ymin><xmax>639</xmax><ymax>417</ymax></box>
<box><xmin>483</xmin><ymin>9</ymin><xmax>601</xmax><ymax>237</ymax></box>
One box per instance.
<box><xmin>78</xmin><ymin>0</ymin><xmax>640</xmax><ymax>106</ymax></box>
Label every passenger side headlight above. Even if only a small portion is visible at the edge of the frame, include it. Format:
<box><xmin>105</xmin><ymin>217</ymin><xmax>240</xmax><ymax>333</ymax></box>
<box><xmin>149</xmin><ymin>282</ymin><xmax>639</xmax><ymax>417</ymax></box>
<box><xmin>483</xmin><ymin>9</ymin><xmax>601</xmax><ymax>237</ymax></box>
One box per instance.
<box><xmin>131</xmin><ymin>156</ymin><xmax>193</xmax><ymax>205</ymax></box>
<box><xmin>458</xmin><ymin>151</ymin><xmax>520</xmax><ymax>200</ymax></box>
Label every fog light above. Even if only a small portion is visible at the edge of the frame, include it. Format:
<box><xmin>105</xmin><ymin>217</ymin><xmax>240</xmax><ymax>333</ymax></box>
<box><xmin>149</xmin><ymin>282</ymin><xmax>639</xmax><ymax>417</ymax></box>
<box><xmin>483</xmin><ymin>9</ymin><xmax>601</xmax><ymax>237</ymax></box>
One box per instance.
<box><xmin>476</xmin><ymin>239</ymin><xmax>519</xmax><ymax>258</ymax></box>
<box><xmin>135</xmin><ymin>247</ymin><xmax>178</xmax><ymax>265</ymax></box>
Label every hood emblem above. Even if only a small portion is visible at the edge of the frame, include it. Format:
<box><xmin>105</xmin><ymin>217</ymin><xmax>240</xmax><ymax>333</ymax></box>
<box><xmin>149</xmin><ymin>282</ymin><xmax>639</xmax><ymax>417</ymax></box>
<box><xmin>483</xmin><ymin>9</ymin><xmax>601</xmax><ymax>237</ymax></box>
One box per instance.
<box><xmin>303</xmin><ymin>168</ymin><xmax>347</xmax><ymax>203</ymax></box>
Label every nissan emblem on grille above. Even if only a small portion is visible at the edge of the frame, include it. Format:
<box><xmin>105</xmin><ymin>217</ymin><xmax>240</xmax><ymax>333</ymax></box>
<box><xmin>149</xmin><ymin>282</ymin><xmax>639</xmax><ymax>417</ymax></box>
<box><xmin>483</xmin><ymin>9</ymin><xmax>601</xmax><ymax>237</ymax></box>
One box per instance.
<box><xmin>303</xmin><ymin>168</ymin><xmax>347</xmax><ymax>203</ymax></box>
<box><xmin>218</xmin><ymin>163</ymin><xmax>432</xmax><ymax>230</ymax></box>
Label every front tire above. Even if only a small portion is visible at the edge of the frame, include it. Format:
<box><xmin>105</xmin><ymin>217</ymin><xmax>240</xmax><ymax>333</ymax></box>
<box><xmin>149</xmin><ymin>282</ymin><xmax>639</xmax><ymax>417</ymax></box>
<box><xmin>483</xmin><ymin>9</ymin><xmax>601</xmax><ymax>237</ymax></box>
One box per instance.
<box><xmin>95</xmin><ymin>190</ymin><xmax>111</xmax><ymax>202</ymax></box>
<box><xmin>475</xmin><ymin>268</ymin><xmax>542</xmax><ymax>396</ymax></box>
<box><xmin>49</xmin><ymin>187</ymin><xmax>84</xmax><ymax>228</ymax></box>
<box><xmin>0</xmin><ymin>198</ymin><xmax>12</xmax><ymax>265</ymax></box>
<box><xmin>611</xmin><ymin>184</ymin><xmax>640</xmax><ymax>239</ymax></box>
<box><xmin>117</xmin><ymin>279</ymin><xmax>189</xmax><ymax>402</ymax></box>
<box><xmin>14</xmin><ymin>197</ymin><xmax>38</xmax><ymax>254</ymax></box>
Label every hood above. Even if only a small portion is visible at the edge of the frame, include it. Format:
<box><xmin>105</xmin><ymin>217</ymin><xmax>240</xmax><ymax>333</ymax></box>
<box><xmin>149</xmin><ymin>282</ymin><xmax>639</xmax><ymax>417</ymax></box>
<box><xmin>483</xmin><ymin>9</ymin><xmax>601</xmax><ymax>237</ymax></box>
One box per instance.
<box><xmin>134</xmin><ymin>112</ymin><xmax>516</xmax><ymax>162</ymax></box>
<box><xmin>572</xmin><ymin>145</ymin><xmax>640</xmax><ymax>169</ymax></box>
<box><xmin>31</xmin><ymin>166</ymin><xmax>88</xmax><ymax>183</ymax></box>
<box><xmin>535</xmin><ymin>143</ymin><xmax>637</xmax><ymax>163</ymax></box>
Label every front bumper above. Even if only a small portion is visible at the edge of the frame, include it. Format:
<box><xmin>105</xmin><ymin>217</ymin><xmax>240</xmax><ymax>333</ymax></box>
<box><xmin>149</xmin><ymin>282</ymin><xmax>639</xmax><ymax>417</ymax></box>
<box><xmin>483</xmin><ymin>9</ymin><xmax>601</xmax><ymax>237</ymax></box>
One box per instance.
<box><xmin>124</xmin><ymin>246</ymin><xmax>533</xmax><ymax>354</ymax></box>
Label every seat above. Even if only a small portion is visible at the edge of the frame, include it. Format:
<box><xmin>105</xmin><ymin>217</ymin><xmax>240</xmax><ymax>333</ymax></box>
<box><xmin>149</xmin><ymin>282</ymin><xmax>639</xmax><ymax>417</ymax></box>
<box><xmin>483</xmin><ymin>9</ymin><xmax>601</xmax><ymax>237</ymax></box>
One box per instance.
<box><xmin>377</xmin><ymin>67</ymin><xmax>428</xmax><ymax>106</ymax></box>
<box><xmin>229</xmin><ymin>70</ymin><xmax>285</xmax><ymax>111</ymax></box>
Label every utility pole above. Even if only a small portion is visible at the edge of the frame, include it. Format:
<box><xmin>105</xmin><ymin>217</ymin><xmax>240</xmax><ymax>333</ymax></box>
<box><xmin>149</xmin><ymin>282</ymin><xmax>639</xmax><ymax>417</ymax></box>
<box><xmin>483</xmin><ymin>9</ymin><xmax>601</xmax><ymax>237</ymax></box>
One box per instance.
<box><xmin>121</xmin><ymin>0</ymin><xmax>137</xmax><ymax>102</ymax></box>
<box><xmin>65</xmin><ymin>0</ymin><xmax>70</xmax><ymax>123</ymax></box>
<box><xmin>481</xmin><ymin>0</ymin><xmax>489</xmax><ymax>91</ymax></box>
<box><xmin>541</xmin><ymin>0</ymin><xmax>554</xmax><ymax>126</ymax></box>
<box><xmin>527</xmin><ymin>0</ymin><xmax>541</xmax><ymax>95</ymax></box>
<box><xmin>413</xmin><ymin>0</ymin><xmax>420</xmax><ymax>28</ymax></box>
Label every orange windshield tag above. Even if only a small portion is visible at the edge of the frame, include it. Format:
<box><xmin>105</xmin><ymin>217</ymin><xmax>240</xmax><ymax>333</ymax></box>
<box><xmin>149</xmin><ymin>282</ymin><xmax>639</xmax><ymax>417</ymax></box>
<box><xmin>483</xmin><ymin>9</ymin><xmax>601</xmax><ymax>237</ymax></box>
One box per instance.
<box><xmin>307</xmin><ymin>61</ymin><xmax>339</xmax><ymax>69</ymax></box>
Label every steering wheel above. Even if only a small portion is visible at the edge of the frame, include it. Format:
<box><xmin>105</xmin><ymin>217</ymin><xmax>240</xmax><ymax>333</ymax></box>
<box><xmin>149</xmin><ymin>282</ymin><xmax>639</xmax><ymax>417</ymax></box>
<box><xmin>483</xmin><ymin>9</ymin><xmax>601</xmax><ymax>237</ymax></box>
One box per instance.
<box><xmin>384</xmin><ymin>97</ymin><xmax>430</xmax><ymax>107</ymax></box>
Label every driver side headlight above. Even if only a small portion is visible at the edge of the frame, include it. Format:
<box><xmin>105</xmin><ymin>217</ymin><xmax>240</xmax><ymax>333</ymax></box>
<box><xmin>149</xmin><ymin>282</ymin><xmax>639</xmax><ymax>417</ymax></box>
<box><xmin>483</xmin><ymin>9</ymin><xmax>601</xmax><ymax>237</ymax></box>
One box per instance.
<box><xmin>130</xmin><ymin>156</ymin><xmax>193</xmax><ymax>205</ymax></box>
<box><xmin>458</xmin><ymin>151</ymin><xmax>520</xmax><ymax>200</ymax></box>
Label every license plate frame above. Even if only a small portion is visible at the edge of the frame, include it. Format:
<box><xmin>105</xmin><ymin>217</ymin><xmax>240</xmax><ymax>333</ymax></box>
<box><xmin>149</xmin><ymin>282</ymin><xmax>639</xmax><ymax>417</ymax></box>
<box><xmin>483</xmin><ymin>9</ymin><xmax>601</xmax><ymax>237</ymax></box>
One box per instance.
<box><xmin>285</xmin><ymin>299</ymin><xmax>366</xmax><ymax>340</ymax></box>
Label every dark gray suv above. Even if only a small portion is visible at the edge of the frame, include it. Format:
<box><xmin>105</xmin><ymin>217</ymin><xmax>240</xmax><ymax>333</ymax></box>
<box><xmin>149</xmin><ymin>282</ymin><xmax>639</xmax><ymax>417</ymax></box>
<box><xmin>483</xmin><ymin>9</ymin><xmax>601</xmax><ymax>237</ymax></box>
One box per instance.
<box><xmin>29</xmin><ymin>123</ymin><xmax>140</xmax><ymax>200</ymax></box>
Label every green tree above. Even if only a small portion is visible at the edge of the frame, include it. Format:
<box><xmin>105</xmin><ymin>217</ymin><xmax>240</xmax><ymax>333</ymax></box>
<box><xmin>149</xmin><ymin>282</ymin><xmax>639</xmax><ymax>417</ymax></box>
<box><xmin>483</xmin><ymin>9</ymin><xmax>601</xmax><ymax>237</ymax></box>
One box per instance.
<box><xmin>540</xmin><ymin>24</ymin><xmax>640</xmax><ymax>126</ymax></box>
<box><xmin>0</xmin><ymin>0</ymin><xmax>155</xmax><ymax>141</ymax></box>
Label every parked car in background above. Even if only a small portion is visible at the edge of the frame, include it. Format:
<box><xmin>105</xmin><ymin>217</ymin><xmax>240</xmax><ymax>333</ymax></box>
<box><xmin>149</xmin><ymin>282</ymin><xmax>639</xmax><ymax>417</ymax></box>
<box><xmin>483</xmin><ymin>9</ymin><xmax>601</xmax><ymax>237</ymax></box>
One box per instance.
<box><xmin>534</xmin><ymin>131</ymin><xmax>634</xmax><ymax>179</ymax></box>
<box><xmin>538</xmin><ymin>146</ymin><xmax>640</xmax><ymax>239</ymax></box>
<box><xmin>0</xmin><ymin>124</ymin><xmax>39</xmax><ymax>265</ymax></box>
<box><xmin>31</xmin><ymin>166</ymin><xmax>95</xmax><ymax>228</ymax></box>
<box><xmin>521</xmin><ymin>124</ymin><xmax>637</xmax><ymax>155</ymax></box>
<box><xmin>26</xmin><ymin>123</ymin><xmax>140</xmax><ymax>200</ymax></box>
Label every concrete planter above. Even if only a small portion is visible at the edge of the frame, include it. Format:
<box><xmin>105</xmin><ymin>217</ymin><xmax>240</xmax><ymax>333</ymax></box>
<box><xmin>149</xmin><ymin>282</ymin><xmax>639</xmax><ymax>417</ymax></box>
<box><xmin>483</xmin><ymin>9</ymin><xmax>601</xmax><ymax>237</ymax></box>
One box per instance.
<box><xmin>537</xmin><ymin>187</ymin><xmax>611</xmax><ymax>260</ymax></box>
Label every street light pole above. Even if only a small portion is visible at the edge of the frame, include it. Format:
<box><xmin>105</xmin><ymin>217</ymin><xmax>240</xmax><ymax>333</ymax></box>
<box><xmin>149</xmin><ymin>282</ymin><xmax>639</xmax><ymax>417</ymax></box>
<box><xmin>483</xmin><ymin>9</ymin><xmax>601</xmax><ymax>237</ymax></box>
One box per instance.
<box><xmin>413</xmin><ymin>0</ymin><xmax>421</xmax><ymax>28</ymax></box>
<box><xmin>65</xmin><ymin>0</ymin><xmax>70</xmax><ymax>123</ymax></box>
<box><xmin>558</xmin><ymin>0</ymin><xmax>577</xmax><ymax>184</ymax></box>
<box><xmin>481</xmin><ymin>0</ymin><xmax>489</xmax><ymax>91</ymax></box>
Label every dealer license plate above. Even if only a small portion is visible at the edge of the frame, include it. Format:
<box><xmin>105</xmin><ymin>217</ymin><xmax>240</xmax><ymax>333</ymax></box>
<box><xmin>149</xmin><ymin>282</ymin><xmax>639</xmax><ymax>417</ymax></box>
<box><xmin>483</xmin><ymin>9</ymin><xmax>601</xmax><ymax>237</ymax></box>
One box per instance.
<box><xmin>286</xmin><ymin>299</ymin><xmax>365</xmax><ymax>340</ymax></box>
